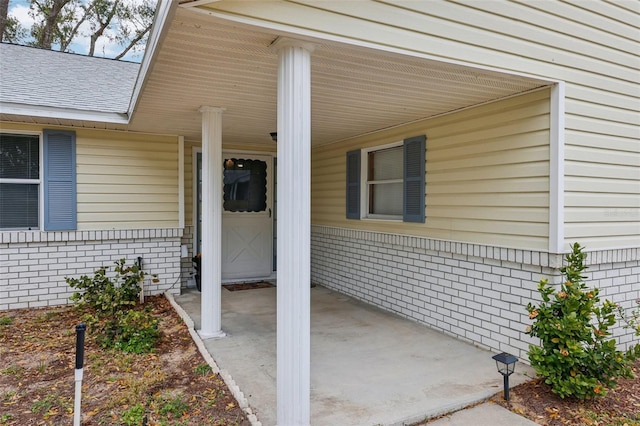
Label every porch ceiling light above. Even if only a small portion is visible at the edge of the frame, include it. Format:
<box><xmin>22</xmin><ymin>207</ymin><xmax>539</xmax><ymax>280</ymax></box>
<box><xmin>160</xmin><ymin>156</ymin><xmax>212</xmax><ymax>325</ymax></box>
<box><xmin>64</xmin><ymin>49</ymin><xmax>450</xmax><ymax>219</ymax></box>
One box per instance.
<box><xmin>492</xmin><ymin>352</ymin><xmax>518</xmax><ymax>401</ymax></box>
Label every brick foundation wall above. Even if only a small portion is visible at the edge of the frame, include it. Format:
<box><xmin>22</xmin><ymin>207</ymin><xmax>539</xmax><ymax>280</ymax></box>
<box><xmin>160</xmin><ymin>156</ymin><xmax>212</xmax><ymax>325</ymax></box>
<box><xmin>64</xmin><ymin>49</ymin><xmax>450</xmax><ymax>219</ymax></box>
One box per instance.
<box><xmin>585</xmin><ymin>257</ymin><xmax>640</xmax><ymax>349</ymax></box>
<box><xmin>1</xmin><ymin>228</ymin><xmax>183</xmax><ymax>310</ymax></box>
<box><xmin>311</xmin><ymin>225</ymin><xmax>640</xmax><ymax>361</ymax></box>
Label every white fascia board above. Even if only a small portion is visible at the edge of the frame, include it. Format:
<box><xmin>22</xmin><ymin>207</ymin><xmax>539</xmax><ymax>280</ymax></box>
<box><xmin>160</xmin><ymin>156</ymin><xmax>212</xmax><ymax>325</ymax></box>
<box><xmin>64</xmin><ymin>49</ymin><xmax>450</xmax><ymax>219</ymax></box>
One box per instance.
<box><xmin>0</xmin><ymin>102</ymin><xmax>129</xmax><ymax>124</ymax></box>
<box><xmin>127</xmin><ymin>0</ymin><xmax>179</xmax><ymax>120</ymax></box>
<box><xmin>180</xmin><ymin>0</ymin><xmax>223</xmax><ymax>7</ymax></box>
<box><xmin>186</xmin><ymin>5</ymin><xmax>559</xmax><ymax>85</ymax></box>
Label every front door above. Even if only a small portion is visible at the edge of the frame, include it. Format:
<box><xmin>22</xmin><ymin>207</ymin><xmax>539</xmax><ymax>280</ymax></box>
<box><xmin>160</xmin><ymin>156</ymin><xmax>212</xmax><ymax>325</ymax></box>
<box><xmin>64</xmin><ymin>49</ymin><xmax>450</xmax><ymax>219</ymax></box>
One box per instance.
<box><xmin>221</xmin><ymin>154</ymin><xmax>273</xmax><ymax>279</ymax></box>
<box><xmin>195</xmin><ymin>152</ymin><xmax>274</xmax><ymax>281</ymax></box>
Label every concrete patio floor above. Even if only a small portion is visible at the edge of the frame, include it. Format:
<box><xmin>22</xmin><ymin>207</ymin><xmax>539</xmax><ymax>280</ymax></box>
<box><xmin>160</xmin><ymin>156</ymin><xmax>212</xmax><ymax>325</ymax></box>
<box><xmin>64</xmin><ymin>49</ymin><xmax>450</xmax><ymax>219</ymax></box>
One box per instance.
<box><xmin>173</xmin><ymin>285</ymin><xmax>535</xmax><ymax>426</ymax></box>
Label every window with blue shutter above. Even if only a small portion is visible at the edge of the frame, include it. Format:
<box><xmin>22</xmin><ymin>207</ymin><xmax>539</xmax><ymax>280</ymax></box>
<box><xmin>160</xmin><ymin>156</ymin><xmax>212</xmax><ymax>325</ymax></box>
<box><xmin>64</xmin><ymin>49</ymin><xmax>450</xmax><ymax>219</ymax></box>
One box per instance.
<box><xmin>403</xmin><ymin>135</ymin><xmax>426</xmax><ymax>223</ymax></box>
<box><xmin>347</xmin><ymin>135</ymin><xmax>426</xmax><ymax>223</ymax></box>
<box><xmin>346</xmin><ymin>149</ymin><xmax>361</xmax><ymax>219</ymax></box>
<box><xmin>43</xmin><ymin>130</ymin><xmax>77</xmax><ymax>230</ymax></box>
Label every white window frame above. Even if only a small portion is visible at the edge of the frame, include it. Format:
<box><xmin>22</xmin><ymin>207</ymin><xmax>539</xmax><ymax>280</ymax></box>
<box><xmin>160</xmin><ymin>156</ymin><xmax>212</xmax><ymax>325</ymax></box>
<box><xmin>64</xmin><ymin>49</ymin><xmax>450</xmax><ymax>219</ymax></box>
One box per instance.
<box><xmin>0</xmin><ymin>130</ymin><xmax>43</xmax><ymax>230</ymax></box>
<box><xmin>361</xmin><ymin>140</ymin><xmax>403</xmax><ymax>221</ymax></box>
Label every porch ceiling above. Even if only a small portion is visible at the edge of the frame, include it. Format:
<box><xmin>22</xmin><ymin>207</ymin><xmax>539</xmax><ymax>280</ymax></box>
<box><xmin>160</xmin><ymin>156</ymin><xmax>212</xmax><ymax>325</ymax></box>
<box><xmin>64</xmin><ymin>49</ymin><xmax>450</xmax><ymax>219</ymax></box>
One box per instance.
<box><xmin>131</xmin><ymin>6</ymin><xmax>550</xmax><ymax>146</ymax></box>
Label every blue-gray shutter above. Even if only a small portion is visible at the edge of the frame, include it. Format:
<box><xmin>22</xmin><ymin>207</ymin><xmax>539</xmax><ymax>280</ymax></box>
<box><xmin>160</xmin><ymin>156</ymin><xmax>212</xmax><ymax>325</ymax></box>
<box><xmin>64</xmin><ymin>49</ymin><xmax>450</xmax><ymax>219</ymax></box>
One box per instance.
<box><xmin>403</xmin><ymin>135</ymin><xmax>426</xmax><ymax>223</ymax></box>
<box><xmin>346</xmin><ymin>149</ymin><xmax>361</xmax><ymax>219</ymax></box>
<box><xmin>43</xmin><ymin>130</ymin><xmax>76</xmax><ymax>230</ymax></box>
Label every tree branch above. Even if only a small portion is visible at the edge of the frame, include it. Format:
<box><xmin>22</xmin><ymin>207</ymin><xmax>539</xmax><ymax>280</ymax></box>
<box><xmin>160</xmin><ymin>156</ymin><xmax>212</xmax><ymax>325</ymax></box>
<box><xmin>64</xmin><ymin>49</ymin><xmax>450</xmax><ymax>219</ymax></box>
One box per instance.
<box><xmin>114</xmin><ymin>21</ymin><xmax>150</xmax><ymax>60</ymax></box>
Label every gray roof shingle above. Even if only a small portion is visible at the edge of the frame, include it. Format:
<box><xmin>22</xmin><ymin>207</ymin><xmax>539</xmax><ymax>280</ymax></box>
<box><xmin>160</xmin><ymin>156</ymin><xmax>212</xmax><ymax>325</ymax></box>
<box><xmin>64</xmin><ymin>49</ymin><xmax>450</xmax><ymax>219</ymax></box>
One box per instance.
<box><xmin>0</xmin><ymin>43</ymin><xmax>140</xmax><ymax>114</ymax></box>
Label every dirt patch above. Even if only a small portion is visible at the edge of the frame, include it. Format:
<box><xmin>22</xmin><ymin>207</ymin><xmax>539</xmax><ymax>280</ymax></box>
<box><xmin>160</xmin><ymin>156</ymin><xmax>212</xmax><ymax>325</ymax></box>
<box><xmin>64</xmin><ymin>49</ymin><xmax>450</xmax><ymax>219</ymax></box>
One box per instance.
<box><xmin>0</xmin><ymin>295</ymin><xmax>251</xmax><ymax>425</ymax></box>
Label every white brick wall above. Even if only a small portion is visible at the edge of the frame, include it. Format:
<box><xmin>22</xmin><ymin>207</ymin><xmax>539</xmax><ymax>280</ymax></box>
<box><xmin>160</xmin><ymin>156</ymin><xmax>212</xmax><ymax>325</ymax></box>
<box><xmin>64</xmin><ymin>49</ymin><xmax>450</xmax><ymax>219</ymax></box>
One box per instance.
<box><xmin>0</xmin><ymin>228</ymin><xmax>183</xmax><ymax>310</ymax></box>
<box><xmin>311</xmin><ymin>225</ymin><xmax>640</xmax><ymax>361</ymax></box>
<box><xmin>585</xmin><ymin>259</ymin><xmax>640</xmax><ymax>349</ymax></box>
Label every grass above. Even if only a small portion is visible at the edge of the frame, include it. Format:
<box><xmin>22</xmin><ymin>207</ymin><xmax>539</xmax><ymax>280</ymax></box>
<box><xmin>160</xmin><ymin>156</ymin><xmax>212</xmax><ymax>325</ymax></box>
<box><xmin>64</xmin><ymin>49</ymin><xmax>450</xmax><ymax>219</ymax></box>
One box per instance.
<box><xmin>158</xmin><ymin>393</ymin><xmax>189</xmax><ymax>419</ymax></box>
<box><xmin>194</xmin><ymin>363</ymin><xmax>212</xmax><ymax>376</ymax></box>
<box><xmin>121</xmin><ymin>403</ymin><xmax>146</xmax><ymax>426</ymax></box>
<box><xmin>0</xmin><ymin>365</ymin><xmax>24</xmax><ymax>379</ymax></box>
<box><xmin>30</xmin><ymin>393</ymin><xmax>72</xmax><ymax>418</ymax></box>
<box><xmin>0</xmin><ymin>413</ymin><xmax>14</xmax><ymax>424</ymax></box>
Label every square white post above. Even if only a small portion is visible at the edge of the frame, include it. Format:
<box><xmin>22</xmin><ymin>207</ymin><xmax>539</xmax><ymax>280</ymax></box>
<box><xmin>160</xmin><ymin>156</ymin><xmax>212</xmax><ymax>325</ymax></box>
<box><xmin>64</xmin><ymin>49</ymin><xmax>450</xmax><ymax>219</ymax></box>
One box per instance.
<box><xmin>274</xmin><ymin>38</ymin><xmax>314</xmax><ymax>426</ymax></box>
<box><xmin>199</xmin><ymin>106</ymin><xmax>226</xmax><ymax>339</ymax></box>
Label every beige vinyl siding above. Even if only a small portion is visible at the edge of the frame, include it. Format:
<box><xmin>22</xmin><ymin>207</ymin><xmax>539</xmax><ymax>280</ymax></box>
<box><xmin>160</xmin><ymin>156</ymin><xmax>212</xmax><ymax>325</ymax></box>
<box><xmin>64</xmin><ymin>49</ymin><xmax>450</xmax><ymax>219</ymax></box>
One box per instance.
<box><xmin>206</xmin><ymin>0</ymin><xmax>639</xmax><ymax>250</ymax></box>
<box><xmin>76</xmin><ymin>130</ymin><xmax>179</xmax><ymax>230</ymax></box>
<box><xmin>312</xmin><ymin>90</ymin><xmax>551</xmax><ymax>250</ymax></box>
<box><xmin>184</xmin><ymin>140</ymin><xmax>198</xmax><ymax>227</ymax></box>
<box><xmin>564</xmin><ymin>135</ymin><xmax>640</xmax><ymax>248</ymax></box>
<box><xmin>0</xmin><ymin>122</ymin><xmax>180</xmax><ymax>230</ymax></box>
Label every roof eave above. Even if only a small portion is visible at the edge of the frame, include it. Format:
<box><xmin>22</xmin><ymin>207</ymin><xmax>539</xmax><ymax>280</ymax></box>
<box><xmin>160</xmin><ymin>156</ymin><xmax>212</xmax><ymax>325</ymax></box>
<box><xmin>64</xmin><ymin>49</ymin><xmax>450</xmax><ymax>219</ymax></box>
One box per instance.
<box><xmin>127</xmin><ymin>0</ymin><xmax>179</xmax><ymax>121</ymax></box>
<box><xmin>1</xmin><ymin>102</ymin><xmax>130</xmax><ymax>124</ymax></box>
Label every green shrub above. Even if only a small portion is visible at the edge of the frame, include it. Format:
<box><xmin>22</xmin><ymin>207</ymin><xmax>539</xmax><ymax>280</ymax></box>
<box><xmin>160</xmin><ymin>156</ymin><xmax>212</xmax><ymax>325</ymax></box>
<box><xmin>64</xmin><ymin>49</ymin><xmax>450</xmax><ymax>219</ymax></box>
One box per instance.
<box><xmin>68</xmin><ymin>259</ymin><xmax>143</xmax><ymax>313</ymax></box>
<box><xmin>66</xmin><ymin>259</ymin><xmax>159</xmax><ymax>353</ymax></box>
<box><xmin>526</xmin><ymin>243</ymin><xmax>639</xmax><ymax>399</ymax></box>
<box><xmin>114</xmin><ymin>309</ymin><xmax>160</xmax><ymax>354</ymax></box>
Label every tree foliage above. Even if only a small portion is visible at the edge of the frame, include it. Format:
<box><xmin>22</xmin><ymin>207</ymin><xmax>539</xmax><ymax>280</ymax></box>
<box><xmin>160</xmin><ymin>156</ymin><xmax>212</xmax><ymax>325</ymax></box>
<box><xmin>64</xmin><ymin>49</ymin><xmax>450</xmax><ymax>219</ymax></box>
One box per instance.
<box><xmin>1</xmin><ymin>0</ymin><xmax>155</xmax><ymax>60</ymax></box>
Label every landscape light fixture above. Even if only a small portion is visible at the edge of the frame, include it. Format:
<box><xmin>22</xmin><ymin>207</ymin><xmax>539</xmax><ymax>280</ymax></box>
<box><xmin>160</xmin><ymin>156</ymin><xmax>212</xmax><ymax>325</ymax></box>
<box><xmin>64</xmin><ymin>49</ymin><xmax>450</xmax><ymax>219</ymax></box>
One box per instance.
<box><xmin>492</xmin><ymin>352</ymin><xmax>518</xmax><ymax>401</ymax></box>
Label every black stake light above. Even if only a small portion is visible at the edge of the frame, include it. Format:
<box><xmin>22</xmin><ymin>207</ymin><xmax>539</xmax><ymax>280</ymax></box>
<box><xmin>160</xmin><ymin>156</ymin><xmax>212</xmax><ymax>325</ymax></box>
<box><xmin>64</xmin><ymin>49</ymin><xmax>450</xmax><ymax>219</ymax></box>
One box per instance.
<box><xmin>74</xmin><ymin>323</ymin><xmax>86</xmax><ymax>426</ymax></box>
<box><xmin>492</xmin><ymin>352</ymin><xmax>518</xmax><ymax>401</ymax></box>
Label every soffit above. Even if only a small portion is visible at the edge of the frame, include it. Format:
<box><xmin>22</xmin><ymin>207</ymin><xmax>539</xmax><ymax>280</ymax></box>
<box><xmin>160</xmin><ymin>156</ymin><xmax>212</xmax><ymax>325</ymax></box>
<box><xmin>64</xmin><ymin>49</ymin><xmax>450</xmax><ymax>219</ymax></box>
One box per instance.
<box><xmin>132</xmin><ymin>5</ymin><xmax>554</xmax><ymax>146</ymax></box>
<box><xmin>128</xmin><ymin>7</ymin><xmax>549</xmax><ymax>146</ymax></box>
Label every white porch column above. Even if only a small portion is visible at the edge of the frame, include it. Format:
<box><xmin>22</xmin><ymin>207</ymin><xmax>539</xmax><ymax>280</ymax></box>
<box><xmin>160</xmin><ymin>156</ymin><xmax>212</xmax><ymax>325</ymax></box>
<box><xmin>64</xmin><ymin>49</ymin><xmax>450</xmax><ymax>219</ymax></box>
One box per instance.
<box><xmin>274</xmin><ymin>38</ymin><xmax>314</xmax><ymax>426</ymax></box>
<box><xmin>198</xmin><ymin>106</ymin><xmax>226</xmax><ymax>339</ymax></box>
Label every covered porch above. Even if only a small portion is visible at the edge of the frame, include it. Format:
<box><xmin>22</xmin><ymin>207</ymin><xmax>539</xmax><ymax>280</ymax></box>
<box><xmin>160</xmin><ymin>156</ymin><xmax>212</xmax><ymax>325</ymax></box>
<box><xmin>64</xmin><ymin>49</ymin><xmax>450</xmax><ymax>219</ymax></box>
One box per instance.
<box><xmin>172</xmin><ymin>285</ymin><xmax>535</xmax><ymax>426</ymax></box>
<box><xmin>128</xmin><ymin>3</ymin><xmax>554</xmax><ymax>423</ymax></box>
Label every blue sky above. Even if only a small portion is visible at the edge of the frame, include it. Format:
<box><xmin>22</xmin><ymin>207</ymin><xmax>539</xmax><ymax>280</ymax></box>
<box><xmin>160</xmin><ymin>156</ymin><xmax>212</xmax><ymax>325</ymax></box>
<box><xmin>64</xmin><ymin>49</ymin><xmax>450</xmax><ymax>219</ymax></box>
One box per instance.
<box><xmin>8</xmin><ymin>0</ymin><xmax>149</xmax><ymax>62</ymax></box>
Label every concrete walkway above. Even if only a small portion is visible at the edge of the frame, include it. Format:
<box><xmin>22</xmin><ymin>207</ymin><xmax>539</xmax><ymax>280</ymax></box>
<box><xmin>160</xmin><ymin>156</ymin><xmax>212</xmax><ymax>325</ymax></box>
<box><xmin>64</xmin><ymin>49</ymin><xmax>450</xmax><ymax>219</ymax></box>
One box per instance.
<box><xmin>174</xmin><ymin>285</ymin><xmax>537</xmax><ymax>426</ymax></box>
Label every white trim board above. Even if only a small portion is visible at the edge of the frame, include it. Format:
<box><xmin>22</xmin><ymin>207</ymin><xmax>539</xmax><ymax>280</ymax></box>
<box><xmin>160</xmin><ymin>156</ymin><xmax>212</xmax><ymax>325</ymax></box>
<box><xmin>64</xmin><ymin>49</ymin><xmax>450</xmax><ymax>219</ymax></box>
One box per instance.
<box><xmin>549</xmin><ymin>82</ymin><xmax>565</xmax><ymax>255</ymax></box>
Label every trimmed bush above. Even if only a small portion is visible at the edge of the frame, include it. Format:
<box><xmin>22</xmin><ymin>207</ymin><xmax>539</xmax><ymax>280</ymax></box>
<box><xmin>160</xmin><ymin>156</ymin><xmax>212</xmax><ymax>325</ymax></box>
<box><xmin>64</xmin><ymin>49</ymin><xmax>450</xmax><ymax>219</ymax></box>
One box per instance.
<box><xmin>526</xmin><ymin>243</ymin><xmax>639</xmax><ymax>399</ymax></box>
<box><xmin>67</xmin><ymin>259</ymin><xmax>160</xmax><ymax>353</ymax></box>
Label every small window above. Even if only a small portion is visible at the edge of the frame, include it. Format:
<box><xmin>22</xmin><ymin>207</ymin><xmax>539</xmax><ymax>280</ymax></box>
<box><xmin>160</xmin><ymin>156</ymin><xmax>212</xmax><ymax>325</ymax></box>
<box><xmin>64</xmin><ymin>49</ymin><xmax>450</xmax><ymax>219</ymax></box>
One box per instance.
<box><xmin>366</xmin><ymin>144</ymin><xmax>403</xmax><ymax>219</ymax></box>
<box><xmin>0</xmin><ymin>133</ymin><xmax>40</xmax><ymax>229</ymax></box>
<box><xmin>223</xmin><ymin>158</ymin><xmax>267</xmax><ymax>212</ymax></box>
<box><xmin>346</xmin><ymin>135</ymin><xmax>426</xmax><ymax>223</ymax></box>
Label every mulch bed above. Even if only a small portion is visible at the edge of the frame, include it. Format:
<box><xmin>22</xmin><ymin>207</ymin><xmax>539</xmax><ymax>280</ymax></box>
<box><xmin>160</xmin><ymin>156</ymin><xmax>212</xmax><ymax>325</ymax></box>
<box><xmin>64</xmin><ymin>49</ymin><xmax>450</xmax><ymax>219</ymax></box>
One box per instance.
<box><xmin>0</xmin><ymin>295</ymin><xmax>251</xmax><ymax>425</ymax></box>
<box><xmin>491</xmin><ymin>358</ymin><xmax>640</xmax><ymax>425</ymax></box>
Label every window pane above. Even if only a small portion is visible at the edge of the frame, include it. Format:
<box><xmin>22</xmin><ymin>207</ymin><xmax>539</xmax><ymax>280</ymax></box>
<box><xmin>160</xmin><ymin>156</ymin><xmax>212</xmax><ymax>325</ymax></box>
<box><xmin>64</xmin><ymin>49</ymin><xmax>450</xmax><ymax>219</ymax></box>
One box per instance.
<box><xmin>368</xmin><ymin>146</ymin><xmax>402</xmax><ymax>181</ymax></box>
<box><xmin>369</xmin><ymin>182</ymin><xmax>402</xmax><ymax>216</ymax></box>
<box><xmin>0</xmin><ymin>183</ymin><xmax>39</xmax><ymax>229</ymax></box>
<box><xmin>223</xmin><ymin>158</ymin><xmax>267</xmax><ymax>212</ymax></box>
<box><xmin>0</xmin><ymin>134</ymin><xmax>39</xmax><ymax>179</ymax></box>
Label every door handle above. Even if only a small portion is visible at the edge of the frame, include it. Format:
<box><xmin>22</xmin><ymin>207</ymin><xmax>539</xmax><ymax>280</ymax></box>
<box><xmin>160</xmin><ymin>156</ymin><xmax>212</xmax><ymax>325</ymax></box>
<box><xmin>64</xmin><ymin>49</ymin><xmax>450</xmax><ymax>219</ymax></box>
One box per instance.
<box><xmin>268</xmin><ymin>208</ymin><xmax>272</xmax><ymax>218</ymax></box>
